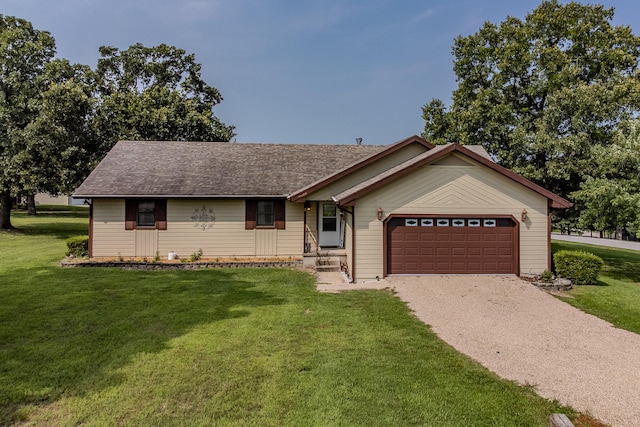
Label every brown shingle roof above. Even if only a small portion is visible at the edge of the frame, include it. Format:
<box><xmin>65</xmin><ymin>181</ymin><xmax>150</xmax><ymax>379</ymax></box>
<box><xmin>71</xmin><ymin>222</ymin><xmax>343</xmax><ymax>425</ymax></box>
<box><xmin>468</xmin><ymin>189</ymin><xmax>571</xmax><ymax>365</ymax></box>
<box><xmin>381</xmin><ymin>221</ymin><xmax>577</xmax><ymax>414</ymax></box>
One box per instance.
<box><xmin>73</xmin><ymin>140</ymin><xmax>386</xmax><ymax>197</ymax></box>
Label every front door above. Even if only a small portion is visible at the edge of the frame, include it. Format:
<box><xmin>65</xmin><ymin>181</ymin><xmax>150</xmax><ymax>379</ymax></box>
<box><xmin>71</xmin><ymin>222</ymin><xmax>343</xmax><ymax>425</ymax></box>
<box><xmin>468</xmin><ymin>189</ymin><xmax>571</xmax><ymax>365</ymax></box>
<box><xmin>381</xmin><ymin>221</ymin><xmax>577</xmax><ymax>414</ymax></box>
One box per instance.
<box><xmin>319</xmin><ymin>202</ymin><xmax>340</xmax><ymax>247</ymax></box>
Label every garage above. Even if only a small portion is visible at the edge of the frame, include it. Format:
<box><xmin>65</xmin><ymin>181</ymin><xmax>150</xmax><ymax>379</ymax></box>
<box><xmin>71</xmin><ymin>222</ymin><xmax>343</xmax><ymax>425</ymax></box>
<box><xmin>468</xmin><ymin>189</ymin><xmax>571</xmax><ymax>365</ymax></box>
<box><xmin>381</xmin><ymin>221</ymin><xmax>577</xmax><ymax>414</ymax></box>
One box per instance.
<box><xmin>386</xmin><ymin>216</ymin><xmax>518</xmax><ymax>275</ymax></box>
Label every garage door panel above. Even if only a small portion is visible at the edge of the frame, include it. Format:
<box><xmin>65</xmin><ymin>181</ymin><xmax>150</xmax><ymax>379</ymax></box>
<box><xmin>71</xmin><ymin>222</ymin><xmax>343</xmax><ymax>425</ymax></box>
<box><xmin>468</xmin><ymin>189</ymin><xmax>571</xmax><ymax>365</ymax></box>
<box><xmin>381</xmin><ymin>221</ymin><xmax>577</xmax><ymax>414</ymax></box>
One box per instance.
<box><xmin>420</xmin><ymin>261</ymin><xmax>436</xmax><ymax>270</ymax></box>
<box><xmin>482</xmin><ymin>247</ymin><xmax>497</xmax><ymax>256</ymax></box>
<box><xmin>387</xmin><ymin>219</ymin><xmax>517</xmax><ymax>275</ymax></box>
<box><xmin>420</xmin><ymin>232</ymin><xmax>435</xmax><ymax>242</ymax></box>
<box><xmin>436</xmin><ymin>247</ymin><xmax>450</xmax><ymax>256</ymax></box>
<box><xmin>436</xmin><ymin>233</ymin><xmax>451</xmax><ymax>242</ymax></box>
<box><xmin>420</xmin><ymin>247</ymin><xmax>435</xmax><ymax>256</ymax></box>
<box><xmin>468</xmin><ymin>247</ymin><xmax>482</xmax><ymax>256</ymax></box>
<box><xmin>498</xmin><ymin>247</ymin><xmax>513</xmax><ymax>256</ymax></box>
<box><xmin>452</xmin><ymin>247</ymin><xmax>466</xmax><ymax>256</ymax></box>
<box><xmin>451</xmin><ymin>233</ymin><xmax>466</xmax><ymax>242</ymax></box>
<box><xmin>468</xmin><ymin>234</ymin><xmax>481</xmax><ymax>242</ymax></box>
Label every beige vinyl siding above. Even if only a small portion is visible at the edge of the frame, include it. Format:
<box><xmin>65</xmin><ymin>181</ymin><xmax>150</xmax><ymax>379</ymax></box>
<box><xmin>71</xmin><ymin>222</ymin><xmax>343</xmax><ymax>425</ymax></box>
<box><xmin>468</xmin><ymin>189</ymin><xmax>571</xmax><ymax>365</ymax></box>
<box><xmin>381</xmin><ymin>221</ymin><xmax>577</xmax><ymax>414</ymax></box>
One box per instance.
<box><xmin>91</xmin><ymin>199</ymin><xmax>306</xmax><ymax>259</ymax></box>
<box><xmin>352</xmin><ymin>158</ymin><xmax>549</xmax><ymax>282</ymax></box>
<box><xmin>159</xmin><ymin>200</ymin><xmax>305</xmax><ymax>258</ymax></box>
<box><xmin>135</xmin><ymin>230</ymin><xmax>158</xmax><ymax>257</ymax></box>
<box><xmin>160</xmin><ymin>200</ymin><xmax>253</xmax><ymax>257</ymax></box>
<box><xmin>92</xmin><ymin>199</ymin><xmax>134</xmax><ymax>257</ymax></box>
<box><xmin>276</xmin><ymin>201</ymin><xmax>305</xmax><ymax>255</ymax></box>
<box><xmin>306</xmin><ymin>142</ymin><xmax>428</xmax><ymax>201</ymax></box>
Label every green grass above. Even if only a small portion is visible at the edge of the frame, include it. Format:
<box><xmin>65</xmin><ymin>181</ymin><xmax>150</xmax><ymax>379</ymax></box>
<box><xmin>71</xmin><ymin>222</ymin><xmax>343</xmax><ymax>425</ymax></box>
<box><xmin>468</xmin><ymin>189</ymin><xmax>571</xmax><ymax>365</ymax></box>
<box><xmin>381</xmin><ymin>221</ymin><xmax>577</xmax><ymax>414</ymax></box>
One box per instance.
<box><xmin>552</xmin><ymin>241</ymin><xmax>640</xmax><ymax>334</ymax></box>
<box><xmin>0</xmin><ymin>208</ymin><xmax>577</xmax><ymax>426</ymax></box>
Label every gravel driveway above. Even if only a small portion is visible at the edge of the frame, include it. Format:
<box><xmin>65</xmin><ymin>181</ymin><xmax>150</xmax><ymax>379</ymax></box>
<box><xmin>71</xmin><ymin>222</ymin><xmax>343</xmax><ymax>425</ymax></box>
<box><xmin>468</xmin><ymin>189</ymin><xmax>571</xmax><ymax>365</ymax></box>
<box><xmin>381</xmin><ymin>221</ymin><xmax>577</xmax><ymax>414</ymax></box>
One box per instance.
<box><xmin>387</xmin><ymin>275</ymin><xmax>640</xmax><ymax>427</ymax></box>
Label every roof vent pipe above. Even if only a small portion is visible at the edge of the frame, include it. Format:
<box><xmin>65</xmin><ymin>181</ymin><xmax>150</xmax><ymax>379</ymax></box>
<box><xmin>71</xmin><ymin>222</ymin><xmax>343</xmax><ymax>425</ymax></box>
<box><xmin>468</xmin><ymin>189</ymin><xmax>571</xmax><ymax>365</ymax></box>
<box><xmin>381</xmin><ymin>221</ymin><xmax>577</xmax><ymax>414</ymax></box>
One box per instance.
<box><xmin>356</xmin><ymin>138</ymin><xmax>363</xmax><ymax>145</ymax></box>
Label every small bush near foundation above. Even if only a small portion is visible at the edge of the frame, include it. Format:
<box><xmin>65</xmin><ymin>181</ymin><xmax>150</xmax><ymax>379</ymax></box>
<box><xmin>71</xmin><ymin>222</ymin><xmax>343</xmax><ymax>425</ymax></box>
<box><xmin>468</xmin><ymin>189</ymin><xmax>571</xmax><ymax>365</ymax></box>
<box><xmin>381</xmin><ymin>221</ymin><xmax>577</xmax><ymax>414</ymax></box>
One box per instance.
<box><xmin>66</xmin><ymin>236</ymin><xmax>89</xmax><ymax>257</ymax></box>
<box><xmin>189</xmin><ymin>248</ymin><xmax>203</xmax><ymax>262</ymax></box>
<box><xmin>554</xmin><ymin>250</ymin><xmax>603</xmax><ymax>285</ymax></box>
<box><xmin>540</xmin><ymin>269</ymin><xmax>553</xmax><ymax>283</ymax></box>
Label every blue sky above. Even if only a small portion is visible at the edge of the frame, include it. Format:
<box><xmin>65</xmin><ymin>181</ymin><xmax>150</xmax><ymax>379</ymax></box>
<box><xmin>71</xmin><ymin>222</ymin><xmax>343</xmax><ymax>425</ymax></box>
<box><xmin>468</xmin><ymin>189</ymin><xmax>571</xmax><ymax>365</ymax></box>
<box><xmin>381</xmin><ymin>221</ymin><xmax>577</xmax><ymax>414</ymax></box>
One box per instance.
<box><xmin>4</xmin><ymin>0</ymin><xmax>640</xmax><ymax>145</ymax></box>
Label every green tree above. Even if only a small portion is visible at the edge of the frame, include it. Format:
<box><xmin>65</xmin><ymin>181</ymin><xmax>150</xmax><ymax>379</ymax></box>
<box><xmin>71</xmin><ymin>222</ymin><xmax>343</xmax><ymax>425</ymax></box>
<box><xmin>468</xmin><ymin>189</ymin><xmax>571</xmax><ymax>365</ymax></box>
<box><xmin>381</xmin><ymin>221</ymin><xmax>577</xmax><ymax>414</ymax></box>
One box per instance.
<box><xmin>572</xmin><ymin>120</ymin><xmax>640</xmax><ymax>235</ymax></box>
<box><xmin>422</xmin><ymin>1</ymin><xmax>640</xmax><ymax>206</ymax></box>
<box><xmin>18</xmin><ymin>60</ymin><xmax>96</xmax><ymax>199</ymax></box>
<box><xmin>92</xmin><ymin>43</ymin><xmax>235</xmax><ymax>156</ymax></box>
<box><xmin>0</xmin><ymin>15</ymin><xmax>56</xmax><ymax>229</ymax></box>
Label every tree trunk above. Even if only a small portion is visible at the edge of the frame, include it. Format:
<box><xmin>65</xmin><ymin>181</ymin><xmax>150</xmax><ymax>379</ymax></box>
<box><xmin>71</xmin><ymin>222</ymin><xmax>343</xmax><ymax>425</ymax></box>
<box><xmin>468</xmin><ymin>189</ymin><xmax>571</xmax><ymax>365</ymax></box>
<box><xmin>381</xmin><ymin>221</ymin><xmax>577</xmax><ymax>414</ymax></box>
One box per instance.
<box><xmin>0</xmin><ymin>189</ymin><xmax>13</xmax><ymax>230</ymax></box>
<box><xmin>27</xmin><ymin>194</ymin><xmax>37</xmax><ymax>216</ymax></box>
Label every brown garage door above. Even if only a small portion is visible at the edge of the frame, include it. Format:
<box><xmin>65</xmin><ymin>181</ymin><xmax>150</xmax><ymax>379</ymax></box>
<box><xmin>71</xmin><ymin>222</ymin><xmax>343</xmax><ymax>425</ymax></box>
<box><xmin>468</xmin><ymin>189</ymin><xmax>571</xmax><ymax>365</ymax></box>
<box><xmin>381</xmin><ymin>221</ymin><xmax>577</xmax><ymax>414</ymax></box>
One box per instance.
<box><xmin>387</xmin><ymin>217</ymin><xmax>517</xmax><ymax>274</ymax></box>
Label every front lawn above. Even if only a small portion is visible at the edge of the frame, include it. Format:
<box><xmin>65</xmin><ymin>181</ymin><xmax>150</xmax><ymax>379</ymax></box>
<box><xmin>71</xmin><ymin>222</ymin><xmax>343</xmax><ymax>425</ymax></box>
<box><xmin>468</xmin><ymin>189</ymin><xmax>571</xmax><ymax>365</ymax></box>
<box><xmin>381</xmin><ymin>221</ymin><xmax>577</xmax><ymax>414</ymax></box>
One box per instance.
<box><xmin>552</xmin><ymin>241</ymin><xmax>640</xmax><ymax>335</ymax></box>
<box><xmin>0</xmin><ymin>209</ymin><xmax>578</xmax><ymax>426</ymax></box>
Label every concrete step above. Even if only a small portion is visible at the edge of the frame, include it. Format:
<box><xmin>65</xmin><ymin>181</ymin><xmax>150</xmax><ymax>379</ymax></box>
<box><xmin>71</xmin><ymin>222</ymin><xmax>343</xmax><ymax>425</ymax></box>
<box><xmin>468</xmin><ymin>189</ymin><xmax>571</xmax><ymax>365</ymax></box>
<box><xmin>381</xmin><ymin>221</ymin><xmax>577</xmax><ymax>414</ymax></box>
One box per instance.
<box><xmin>316</xmin><ymin>264</ymin><xmax>341</xmax><ymax>272</ymax></box>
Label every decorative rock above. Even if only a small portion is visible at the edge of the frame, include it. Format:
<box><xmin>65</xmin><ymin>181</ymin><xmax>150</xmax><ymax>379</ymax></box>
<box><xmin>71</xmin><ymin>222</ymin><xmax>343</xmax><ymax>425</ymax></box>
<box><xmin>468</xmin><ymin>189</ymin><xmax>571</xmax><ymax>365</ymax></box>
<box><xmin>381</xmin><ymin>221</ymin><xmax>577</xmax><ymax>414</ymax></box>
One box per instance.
<box><xmin>549</xmin><ymin>413</ymin><xmax>574</xmax><ymax>427</ymax></box>
<box><xmin>532</xmin><ymin>277</ymin><xmax>573</xmax><ymax>291</ymax></box>
<box><xmin>61</xmin><ymin>259</ymin><xmax>302</xmax><ymax>270</ymax></box>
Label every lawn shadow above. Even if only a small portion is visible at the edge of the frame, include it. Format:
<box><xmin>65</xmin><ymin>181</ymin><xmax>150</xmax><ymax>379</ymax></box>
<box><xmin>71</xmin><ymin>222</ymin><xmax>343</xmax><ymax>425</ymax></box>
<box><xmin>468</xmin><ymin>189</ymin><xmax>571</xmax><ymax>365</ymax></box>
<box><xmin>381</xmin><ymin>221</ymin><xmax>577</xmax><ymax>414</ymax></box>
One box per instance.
<box><xmin>5</xmin><ymin>211</ymin><xmax>89</xmax><ymax>240</ymax></box>
<box><xmin>0</xmin><ymin>266</ymin><xmax>286</xmax><ymax>424</ymax></box>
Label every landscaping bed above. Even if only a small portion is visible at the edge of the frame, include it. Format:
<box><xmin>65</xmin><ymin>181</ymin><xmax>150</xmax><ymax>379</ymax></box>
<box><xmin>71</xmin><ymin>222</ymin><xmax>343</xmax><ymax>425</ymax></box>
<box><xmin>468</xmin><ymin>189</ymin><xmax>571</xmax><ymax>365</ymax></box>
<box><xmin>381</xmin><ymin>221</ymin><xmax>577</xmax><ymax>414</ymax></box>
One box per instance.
<box><xmin>60</xmin><ymin>257</ymin><xmax>303</xmax><ymax>270</ymax></box>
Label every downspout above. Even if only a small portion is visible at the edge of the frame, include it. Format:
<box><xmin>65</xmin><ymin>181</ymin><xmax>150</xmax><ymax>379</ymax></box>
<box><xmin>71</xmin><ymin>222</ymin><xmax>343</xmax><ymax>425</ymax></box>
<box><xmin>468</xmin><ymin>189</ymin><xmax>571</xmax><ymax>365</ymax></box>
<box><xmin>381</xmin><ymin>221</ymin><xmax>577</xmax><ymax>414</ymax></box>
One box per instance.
<box><xmin>548</xmin><ymin>201</ymin><xmax>555</xmax><ymax>271</ymax></box>
<box><xmin>88</xmin><ymin>199</ymin><xmax>94</xmax><ymax>258</ymax></box>
<box><xmin>351</xmin><ymin>205</ymin><xmax>355</xmax><ymax>283</ymax></box>
<box><xmin>303</xmin><ymin>202</ymin><xmax>307</xmax><ymax>253</ymax></box>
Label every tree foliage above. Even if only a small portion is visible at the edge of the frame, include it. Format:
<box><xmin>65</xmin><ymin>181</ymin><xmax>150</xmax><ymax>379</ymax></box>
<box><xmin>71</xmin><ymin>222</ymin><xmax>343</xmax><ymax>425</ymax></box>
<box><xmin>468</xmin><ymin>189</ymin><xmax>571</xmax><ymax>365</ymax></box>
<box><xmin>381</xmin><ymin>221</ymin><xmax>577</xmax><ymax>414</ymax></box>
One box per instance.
<box><xmin>422</xmin><ymin>0</ymin><xmax>640</xmax><ymax>208</ymax></box>
<box><xmin>572</xmin><ymin>120</ymin><xmax>640</xmax><ymax>235</ymax></box>
<box><xmin>0</xmin><ymin>16</ymin><xmax>235</xmax><ymax>230</ymax></box>
<box><xmin>0</xmin><ymin>15</ymin><xmax>56</xmax><ymax>228</ymax></box>
<box><xmin>92</xmin><ymin>43</ymin><xmax>235</xmax><ymax>153</ymax></box>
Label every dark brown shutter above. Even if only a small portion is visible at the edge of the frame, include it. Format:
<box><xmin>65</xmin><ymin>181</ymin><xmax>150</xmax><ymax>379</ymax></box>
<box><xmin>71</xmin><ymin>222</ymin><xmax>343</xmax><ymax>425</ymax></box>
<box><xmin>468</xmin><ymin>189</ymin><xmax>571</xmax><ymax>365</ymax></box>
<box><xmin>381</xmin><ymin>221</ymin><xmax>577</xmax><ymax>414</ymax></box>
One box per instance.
<box><xmin>125</xmin><ymin>200</ymin><xmax>137</xmax><ymax>230</ymax></box>
<box><xmin>155</xmin><ymin>199</ymin><xmax>167</xmax><ymax>230</ymax></box>
<box><xmin>274</xmin><ymin>199</ymin><xmax>286</xmax><ymax>230</ymax></box>
<box><xmin>245</xmin><ymin>200</ymin><xmax>257</xmax><ymax>229</ymax></box>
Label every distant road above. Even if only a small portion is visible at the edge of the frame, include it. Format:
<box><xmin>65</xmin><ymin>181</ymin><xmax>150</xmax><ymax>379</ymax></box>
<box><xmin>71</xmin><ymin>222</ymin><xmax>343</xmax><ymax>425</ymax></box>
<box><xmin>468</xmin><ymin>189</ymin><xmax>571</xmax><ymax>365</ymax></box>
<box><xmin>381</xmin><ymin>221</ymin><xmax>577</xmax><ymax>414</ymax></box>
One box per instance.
<box><xmin>552</xmin><ymin>233</ymin><xmax>640</xmax><ymax>252</ymax></box>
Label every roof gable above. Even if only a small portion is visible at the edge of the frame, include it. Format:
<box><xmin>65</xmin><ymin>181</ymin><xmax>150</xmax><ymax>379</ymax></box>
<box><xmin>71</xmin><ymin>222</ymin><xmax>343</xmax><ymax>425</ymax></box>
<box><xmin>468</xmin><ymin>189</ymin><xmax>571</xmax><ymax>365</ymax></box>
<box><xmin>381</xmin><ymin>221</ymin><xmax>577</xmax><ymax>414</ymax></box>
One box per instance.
<box><xmin>288</xmin><ymin>135</ymin><xmax>434</xmax><ymax>202</ymax></box>
<box><xmin>332</xmin><ymin>144</ymin><xmax>572</xmax><ymax>209</ymax></box>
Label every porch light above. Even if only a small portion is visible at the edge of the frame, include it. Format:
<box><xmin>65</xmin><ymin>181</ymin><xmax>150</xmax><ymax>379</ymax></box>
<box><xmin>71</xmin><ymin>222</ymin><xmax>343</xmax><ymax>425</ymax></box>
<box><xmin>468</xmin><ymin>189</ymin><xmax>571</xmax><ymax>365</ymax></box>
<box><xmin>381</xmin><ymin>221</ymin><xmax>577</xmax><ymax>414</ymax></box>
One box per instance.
<box><xmin>304</xmin><ymin>201</ymin><xmax>311</xmax><ymax>211</ymax></box>
<box><xmin>521</xmin><ymin>209</ymin><xmax>527</xmax><ymax>222</ymax></box>
<box><xmin>377</xmin><ymin>207</ymin><xmax>384</xmax><ymax>221</ymax></box>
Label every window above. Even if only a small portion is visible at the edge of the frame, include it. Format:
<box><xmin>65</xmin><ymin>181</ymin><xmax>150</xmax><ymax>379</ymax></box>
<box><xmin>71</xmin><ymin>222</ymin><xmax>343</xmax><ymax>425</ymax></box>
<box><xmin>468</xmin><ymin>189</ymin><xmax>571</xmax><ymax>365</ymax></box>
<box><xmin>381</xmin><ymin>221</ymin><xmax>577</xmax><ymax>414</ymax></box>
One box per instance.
<box><xmin>322</xmin><ymin>204</ymin><xmax>337</xmax><ymax>231</ymax></box>
<box><xmin>137</xmin><ymin>201</ymin><xmax>156</xmax><ymax>227</ymax></box>
<box><xmin>125</xmin><ymin>199</ymin><xmax>167</xmax><ymax>230</ymax></box>
<box><xmin>257</xmin><ymin>201</ymin><xmax>275</xmax><ymax>227</ymax></box>
<box><xmin>245</xmin><ymin>199</ymin><xmax>285</xmax><ymax>230</ymax></box>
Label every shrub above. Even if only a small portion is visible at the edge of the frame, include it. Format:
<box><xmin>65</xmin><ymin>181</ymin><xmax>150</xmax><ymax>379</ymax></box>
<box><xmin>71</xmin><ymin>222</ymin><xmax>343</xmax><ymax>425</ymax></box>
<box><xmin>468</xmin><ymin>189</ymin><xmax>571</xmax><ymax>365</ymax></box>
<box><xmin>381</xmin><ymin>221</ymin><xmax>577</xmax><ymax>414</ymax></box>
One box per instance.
<box><xmin>553</xmin><ymin>250</ymin><xmax>604</xmax><ymax>285</ymax></box>
<box><xmin>540</xmin><ymin>269</ymin><xmax>553</xmax><ymax>283</ymax></box>
<box><xmin>189</xmin><ymin>248</ymin><xmax>203</xmax><ymax>262</ymax></box>
<box><xmin>66</xmin><ymin>235</ymin><xmax>89</xmax><ymax>257</ymax></box>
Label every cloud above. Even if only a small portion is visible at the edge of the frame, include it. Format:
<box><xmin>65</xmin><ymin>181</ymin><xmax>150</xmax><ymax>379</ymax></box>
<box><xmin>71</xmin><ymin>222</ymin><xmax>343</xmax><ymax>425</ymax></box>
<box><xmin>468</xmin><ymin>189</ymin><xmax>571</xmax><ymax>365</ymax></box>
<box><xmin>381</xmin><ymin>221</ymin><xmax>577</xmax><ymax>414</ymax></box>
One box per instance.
<box><xmin>409</xmin><ymin>8</ymin><xmax>436</xmax><ymax>25</ymax></box>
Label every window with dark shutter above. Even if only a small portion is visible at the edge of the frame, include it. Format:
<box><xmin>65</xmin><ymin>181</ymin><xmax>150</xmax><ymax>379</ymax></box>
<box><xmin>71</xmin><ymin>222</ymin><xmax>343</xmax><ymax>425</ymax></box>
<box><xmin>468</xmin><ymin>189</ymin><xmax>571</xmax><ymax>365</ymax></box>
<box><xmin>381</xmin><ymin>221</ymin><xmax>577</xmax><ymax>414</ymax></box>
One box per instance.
<box><xmin>274</xmin><ymin>199</ymin><xmax>285</xmax><ymax>230</ymax></box>
<box><xmin>125</xmin><ymin>200</ymin><xmax>137</xmax><ymax>230</ymax></box>
<box><xmin>246</xmin><ymin>199</ymin><xmax>285</xmax><ymax>230</ymax></box>
<box><xmin>245</xmin><ymin>200</ymin><xmax>257</xmax><ymax>229</ymax></box>
<box><xmin>155</xmin><ymin>200</ymin><xmax>167</xmax><ymax>230</ymax></box>
<box><xmin>125</xmin><ymin>199</ymin><xmax>167</xmax><ymax>230</ymax></box>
